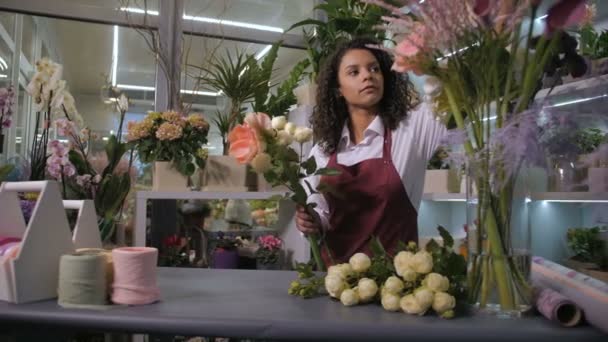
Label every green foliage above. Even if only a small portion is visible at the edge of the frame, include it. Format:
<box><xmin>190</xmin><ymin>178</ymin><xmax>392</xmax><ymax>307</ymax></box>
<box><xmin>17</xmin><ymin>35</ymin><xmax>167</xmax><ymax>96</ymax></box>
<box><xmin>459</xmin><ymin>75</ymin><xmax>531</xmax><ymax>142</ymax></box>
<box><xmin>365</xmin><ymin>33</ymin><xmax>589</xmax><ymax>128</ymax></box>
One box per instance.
<box><xmin>567</xmin><ymin>227</ymin><xmax>607</xmax><ymax>269</ymax></box>
<box><xmin>425</xmin><ymin>226</ymin><xmax>468</xmax><ymax>299</ymax></box>
<box><xmin>366</xmin><ymin>237</ymin><xmax>396</xmax><ymax>285</ymax></box>
<box><xmin>574</xmin><ymin>128</ymin><xmax>607</xmax><ymax>154</ymax></box>
<box><xmin>0</xmin><ymin>164</ymin><xmax>14</xmax><ymax>183</ymax></box>
<box><xmin>288</xmin><ymin>261</ymin><xmax>324</xmax><ymax>298</ymax></box>
<box><xmin>286</xmin><ymin>0</ymin><xmax>390</xmax><ymax>81</ymax></box>
<box><xmin>579</xmin><ymin>25</ymin><xmax>608</xmax><ymax>59</ymax></box>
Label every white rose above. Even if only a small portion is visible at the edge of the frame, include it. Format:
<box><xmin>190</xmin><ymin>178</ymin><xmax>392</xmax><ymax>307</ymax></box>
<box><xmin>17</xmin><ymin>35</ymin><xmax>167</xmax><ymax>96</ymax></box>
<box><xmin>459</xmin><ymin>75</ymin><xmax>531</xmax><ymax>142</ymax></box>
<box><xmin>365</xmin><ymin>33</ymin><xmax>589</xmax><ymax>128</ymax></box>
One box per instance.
<box><xmin>349</xmin><ymin>253</ymin><xmax>371</xmax><ymax>273</ymax></box>
<box><xmin>294</xmin><ymin>127</ymin><xmax>313</xmax><ymax>143</ymax></box>
<box><xmin>422</xmin><ymin>273</ymin><xmax>450</xmax><ymax>293</ymax></box>
<box><xmin>400</xmin><ymin>294</ymin><xmax>428</xmax><ymax>315</ymax></box>
<box><xmin>357</xmin><ymin>278</ymin><xmax>378</xmax><ymax>303</ymax></box>
<box><xmin>271</xmin><ymin>116</ymin><xmax>287</xmax><ymax>130</ymax></box>
<box><xmin>411</xmin><ymin>251</ymin><xmax>433</xmax><ymax>274</ymax></box>
<box><xmin>340</xmin><ymin>288</ymin><xmax>359</xmax><ymax>306</ymax></box>
<box><xmin>250</xmin><ymin>152</ymin><xmax>272</xmax><ymax>173</ymax></box>
<box><xmin>394</xmin><ymin>251</ymin><xmax>414</xmax><ymax>273</ymax></box>
<box><xmin>414</xmin><ymin>287</ymin><xmax>435</xmax><ymax>308</ymax></box>
<box><xmin>328</xmin><ymin>263</ymin><xmax>354</xmax><ymax>280</ymax></box>
<box><xmin>276</xmin><ymin>130</ymin><xmax>293</xmax><ymax>145</ymax></box>
<box><xmin>383</xmin><ymin>276</ymin><xmax>405</xmax><ymax>294</ymax></box>
<box><xmin>432</xmin><ymin>292</ymin><xmax>456</xmax><ymax>314</ymax></box>
<box><xmin>284</xmin><ymin>122</ymin><xmax>296</xmax><ymax>135</ymax></box>
<box><xmin>381</xmin><ymin>293</ymin><xmax>401</xmax><ymax>312</ymax></box>
<box><xmin>396</xmin><ymin>266</ymin><xmax>417</xmax><ymax>282</ymax></box>
<box><xmin>324</xmin><ymin>274</ymin><xmax>345</xmax><ymax>298</ymax></box>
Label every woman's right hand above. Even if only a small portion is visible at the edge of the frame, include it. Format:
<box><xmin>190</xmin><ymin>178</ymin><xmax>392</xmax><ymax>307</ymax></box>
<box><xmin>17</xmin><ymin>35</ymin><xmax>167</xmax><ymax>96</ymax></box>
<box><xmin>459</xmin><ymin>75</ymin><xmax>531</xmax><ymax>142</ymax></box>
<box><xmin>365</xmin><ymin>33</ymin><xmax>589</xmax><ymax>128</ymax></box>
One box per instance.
<box><xmin>295</xmin><ymin>205</ymin><xmax>322</xmax><ymax>235</ymax></box>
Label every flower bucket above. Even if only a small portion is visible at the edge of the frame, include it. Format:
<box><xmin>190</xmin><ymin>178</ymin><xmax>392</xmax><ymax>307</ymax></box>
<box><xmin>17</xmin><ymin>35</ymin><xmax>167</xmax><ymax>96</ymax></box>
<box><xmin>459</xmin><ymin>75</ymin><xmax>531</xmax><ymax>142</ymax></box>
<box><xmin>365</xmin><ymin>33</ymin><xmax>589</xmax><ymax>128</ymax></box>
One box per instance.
<box><xmin>152</xmin><ymin>161</ymin><xmax>188</xmax><ymax>192</ymax></box>
<box><xmin>212</xmin><ymin>248</ymin><xmax>239</xmax><ymax>269</ymax></box>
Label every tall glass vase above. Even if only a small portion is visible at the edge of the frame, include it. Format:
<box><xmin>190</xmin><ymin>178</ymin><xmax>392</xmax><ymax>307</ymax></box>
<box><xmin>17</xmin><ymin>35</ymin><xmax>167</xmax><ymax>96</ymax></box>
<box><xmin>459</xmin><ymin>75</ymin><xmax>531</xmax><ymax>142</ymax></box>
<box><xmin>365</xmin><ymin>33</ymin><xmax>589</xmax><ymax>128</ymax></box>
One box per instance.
<box><xmin>466</xmin><ymin>159</ymin><xmax>533</xmax><ymax>317</ymax></box>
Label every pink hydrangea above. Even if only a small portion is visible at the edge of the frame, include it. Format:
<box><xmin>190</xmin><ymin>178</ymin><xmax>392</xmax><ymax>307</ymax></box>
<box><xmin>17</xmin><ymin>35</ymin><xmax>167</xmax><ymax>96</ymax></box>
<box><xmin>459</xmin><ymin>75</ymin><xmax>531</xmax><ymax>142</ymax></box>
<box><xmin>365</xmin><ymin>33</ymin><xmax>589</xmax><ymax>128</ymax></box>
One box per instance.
<box><xmin>258</xmin><ymin>235</ymin><xmax>282</xmax><ymax>251</ymax></box>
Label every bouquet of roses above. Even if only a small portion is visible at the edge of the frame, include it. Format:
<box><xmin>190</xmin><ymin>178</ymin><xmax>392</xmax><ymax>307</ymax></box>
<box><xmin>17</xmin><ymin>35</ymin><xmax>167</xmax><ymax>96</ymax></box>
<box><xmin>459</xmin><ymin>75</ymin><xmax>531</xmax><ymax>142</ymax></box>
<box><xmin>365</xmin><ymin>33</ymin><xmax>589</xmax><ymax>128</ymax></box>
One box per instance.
<box><xmin>228</xmin><ymin>112</ymin><xmax>339</xmax><ymax>271</ymax></box>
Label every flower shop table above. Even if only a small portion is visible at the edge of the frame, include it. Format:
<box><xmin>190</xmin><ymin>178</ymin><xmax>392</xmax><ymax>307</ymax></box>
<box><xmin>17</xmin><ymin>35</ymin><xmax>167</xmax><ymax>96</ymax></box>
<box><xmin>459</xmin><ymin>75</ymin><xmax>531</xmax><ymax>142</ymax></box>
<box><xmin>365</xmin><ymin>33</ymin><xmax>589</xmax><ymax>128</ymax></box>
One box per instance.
<box><xmin>0</xmin><ymin>268</ymin><xmax>605</xmax><ymax>341</ymax></box>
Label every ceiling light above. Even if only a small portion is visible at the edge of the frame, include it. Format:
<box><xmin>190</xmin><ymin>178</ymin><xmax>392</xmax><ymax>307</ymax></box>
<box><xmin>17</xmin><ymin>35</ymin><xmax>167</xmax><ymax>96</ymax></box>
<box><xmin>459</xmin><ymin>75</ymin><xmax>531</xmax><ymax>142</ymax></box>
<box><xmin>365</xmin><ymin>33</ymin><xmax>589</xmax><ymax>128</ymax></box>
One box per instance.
<box><xmin>0</xmin><ymin>57</ymin><xmax>7</xmax><ymax>70</ymax></box>
<box><xmin>116</xmin><ymin>84</ymin><xmax>155</xmax><ymax>91</ymax></box>
<box><xmin>255</xmin><ymin>45</ymin><xmax>273</xmax><ymax>60</ymax></box>
<box><xmin>112</xmin><ymin>26</ymin><xmax>119</xmax><ymax>86</ymax></box>
<box><xmin>180</xmin><ymin>89</ymin><xmax>221</xmax><ymax>97</ymax></box>
<box><xmin>119</xmin><ymin>7</ymin><xmax>159</xmax><ymax>16</ymax></box>
<box><xmin>0</xmin><ymin>74</ymin><xmax>7</xmax><ymax>78</ymax></box>
<box><xmin>183</xmin><ymin>15</ymin><xmax>283</xmax><ymax>33</ymax></box>
<box><xmin>549</xmin><ymin>94</ymin><xmax>608</xmax><ymax>108</ymax></box>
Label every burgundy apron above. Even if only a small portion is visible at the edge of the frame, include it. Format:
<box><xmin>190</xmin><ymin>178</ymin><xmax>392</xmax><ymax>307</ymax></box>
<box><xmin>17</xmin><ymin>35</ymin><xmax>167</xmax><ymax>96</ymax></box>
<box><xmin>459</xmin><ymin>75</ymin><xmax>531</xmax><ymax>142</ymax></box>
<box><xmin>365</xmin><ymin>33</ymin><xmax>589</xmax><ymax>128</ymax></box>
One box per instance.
<box><xmin>320</xmin><ymin>128</ymin><xmax>418</xmax><ymax>265</ymax></box>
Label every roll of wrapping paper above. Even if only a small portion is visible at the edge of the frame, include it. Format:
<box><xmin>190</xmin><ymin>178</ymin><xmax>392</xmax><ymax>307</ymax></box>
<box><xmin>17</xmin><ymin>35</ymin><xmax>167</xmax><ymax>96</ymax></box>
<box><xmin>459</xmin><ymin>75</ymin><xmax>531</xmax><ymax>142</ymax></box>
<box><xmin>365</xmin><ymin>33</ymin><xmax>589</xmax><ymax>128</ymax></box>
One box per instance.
<box><xmin>76</xmin><ymin>248</ymin><xmax>113</xmax><ymax>296</ymax></box>
<box><xmin>58</xmin><ymin>252</ymin><xmax>110</xmax><ymax>309</ymax></box>
<box><xmin>535</xmin><ymin>287</ymin><xmax>582</xmax><ymax>327</ymax></box>
<box><xmin>0</xmin><ymin>242</ymin><xmax>20</xmax><ymax>257</ymax></box>
<box><xmin>531</xmin><ymin>256</ymin><xmax>608</xmax><ymax>333</ymax></box>
<box><xmin>111</xmin><ymin>247</ymin><xmax>160</xmax><ymax>305</ymax></box>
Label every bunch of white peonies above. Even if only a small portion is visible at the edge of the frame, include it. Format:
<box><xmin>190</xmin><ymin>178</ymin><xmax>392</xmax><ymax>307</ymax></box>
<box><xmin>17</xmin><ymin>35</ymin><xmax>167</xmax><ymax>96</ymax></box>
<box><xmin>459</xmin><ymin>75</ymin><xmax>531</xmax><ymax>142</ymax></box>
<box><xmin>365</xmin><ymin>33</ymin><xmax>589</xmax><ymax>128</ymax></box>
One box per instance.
<box><xmin>324</xmin><ymin>250</ymin><xmax>457</xmax><ymax>319</ymax></box>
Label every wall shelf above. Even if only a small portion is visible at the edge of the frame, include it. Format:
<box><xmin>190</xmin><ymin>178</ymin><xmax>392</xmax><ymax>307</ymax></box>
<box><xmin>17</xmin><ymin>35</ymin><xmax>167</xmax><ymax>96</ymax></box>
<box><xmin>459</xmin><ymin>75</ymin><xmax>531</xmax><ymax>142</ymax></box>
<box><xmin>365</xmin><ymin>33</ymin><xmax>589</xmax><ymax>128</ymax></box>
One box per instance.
<box><xmin>530</xmin><ymin>192</ymin><xmax>608</xmax><ymax>203</ymax></box>
<box><xmin>136</xmin><ymin>190</ymin><xmax>288</xmax><ymax>201</ymax></box>
<box><xmin>535</xmin><ymin>74</ymin><xmax>608</xmax><ymax>99</ymax></box>
<box><xmin>421</xmin><ymin>193</ymin><xmax>467</xmax><ymax>202</ymax></box>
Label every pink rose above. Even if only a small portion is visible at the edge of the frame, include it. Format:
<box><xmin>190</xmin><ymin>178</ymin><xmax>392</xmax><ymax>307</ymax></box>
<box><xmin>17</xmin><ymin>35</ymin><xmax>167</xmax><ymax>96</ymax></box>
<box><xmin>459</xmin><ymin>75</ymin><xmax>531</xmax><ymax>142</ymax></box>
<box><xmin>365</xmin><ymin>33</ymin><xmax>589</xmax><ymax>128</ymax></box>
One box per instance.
<box><xmin>228</xmin><ymin>124</ymin><xmax>260</xmax><ymax>164</ymax></box>
<box><xmin>244</xmin><ymin>112</ymin><xmax>272</xmax><ymax>132</ymax></box>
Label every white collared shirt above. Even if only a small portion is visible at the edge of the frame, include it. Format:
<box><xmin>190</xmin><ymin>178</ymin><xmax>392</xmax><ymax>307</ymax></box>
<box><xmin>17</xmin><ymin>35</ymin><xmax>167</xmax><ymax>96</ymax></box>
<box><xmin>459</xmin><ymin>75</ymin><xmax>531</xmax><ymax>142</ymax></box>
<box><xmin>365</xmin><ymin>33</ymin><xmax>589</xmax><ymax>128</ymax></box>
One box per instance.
<box><xmin>305</xmin><ymin>102</ymin><xmax>447</xmax><ymax>230</ymax></box>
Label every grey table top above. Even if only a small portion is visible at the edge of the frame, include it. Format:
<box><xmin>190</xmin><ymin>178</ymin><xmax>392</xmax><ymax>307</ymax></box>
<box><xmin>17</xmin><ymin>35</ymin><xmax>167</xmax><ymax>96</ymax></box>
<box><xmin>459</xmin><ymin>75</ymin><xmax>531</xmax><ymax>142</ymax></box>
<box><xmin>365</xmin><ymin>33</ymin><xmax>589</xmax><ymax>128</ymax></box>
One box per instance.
<box><xmin>0</xmin><ymin>268</ymin><xmax>605</xmax><ymax>341</ymax></box>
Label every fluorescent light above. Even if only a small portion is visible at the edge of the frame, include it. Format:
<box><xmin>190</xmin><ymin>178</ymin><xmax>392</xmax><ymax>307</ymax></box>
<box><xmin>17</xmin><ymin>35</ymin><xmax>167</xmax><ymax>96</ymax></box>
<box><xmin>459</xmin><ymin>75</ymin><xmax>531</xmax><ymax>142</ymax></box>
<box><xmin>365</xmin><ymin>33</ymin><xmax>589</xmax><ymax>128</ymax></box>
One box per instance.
<box><xmin>116</xmin><ymin>84</ymin><xmax>155</xmax><ymax>91</ymax></box>
<box><xmin>102</xmin><ymin>137</ymin><xmax>109</xmax><ymax>141</ymax></box>
<box><xmin>482</xmin><ymin>116</ymin><xmax>497</xmax><ymax>122</ymax></box>
<box><xmin>180</xmin><ymin>89</ymin><xmax>221</xmax><ymax>97</ymax></box>
<box><xmin>112</xmin><ymin>25</ymin><xmax>119</xmax><ymax>86</ymax></box>
<box><xmin>543</xmin><ymin>200</ymin><xmax>608</xmax><ymax>203</ymax></box>
<box><xmin>255</xmin><ymin>45</ymin><xmax>273</xmax><ymax>60</ymax></box>
<box><xmin>0</xmin><ymin>74</ymin><xmax>7</xmax><ymax>78</ymax></box>
<box><xmin>536</xmin><ymin>14</ymin><xmax>548</xmax><ymax>21</ymax></box>
<box><xmin>549</xmin><ymin>94</ymin><xmax>608</xmax><ymax>108</ymax></box>
<box><xmin>436</xmin><ymin>42</ymin><xmax>479</xmax><ymax>61</ymax></box>
<box><xmin>119</xmin><ymin>7</ymin><xmax>159</xmax><ymax>16</ymax></box>
<box><xmin>0</xmin><ymin>57</ymin><xmax>7</xmax><ymax>70</ymax></box>
<box><xmin>183</xmin><ymin>14</ymin><xmax>283</xmax><ymax>33</ymax></box>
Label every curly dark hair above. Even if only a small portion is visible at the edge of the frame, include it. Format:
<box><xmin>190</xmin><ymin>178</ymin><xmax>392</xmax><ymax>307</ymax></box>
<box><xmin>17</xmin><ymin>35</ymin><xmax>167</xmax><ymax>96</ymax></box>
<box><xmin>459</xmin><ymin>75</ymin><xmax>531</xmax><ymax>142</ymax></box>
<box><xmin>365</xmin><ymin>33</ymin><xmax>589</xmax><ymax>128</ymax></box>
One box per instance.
<box><xmin>311</xmin><ymin>38</ymin><xmax>417</xmax><ymax>155</ymax></box>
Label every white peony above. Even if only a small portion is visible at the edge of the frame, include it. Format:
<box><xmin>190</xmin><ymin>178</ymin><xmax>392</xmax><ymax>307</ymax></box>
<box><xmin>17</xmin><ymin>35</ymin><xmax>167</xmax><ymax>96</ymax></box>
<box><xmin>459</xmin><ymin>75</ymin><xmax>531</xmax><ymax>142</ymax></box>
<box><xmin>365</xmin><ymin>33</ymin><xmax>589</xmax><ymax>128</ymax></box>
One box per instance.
<box><xmin>349</xmin><ymin>252</ymin><xmax>371</xmax><ymax>273</ymax></box>
<box><xmin>394</xmin><ymin>251</ymin><xmax>414</xmax><ymax>273</ymax></box>
<box><xmin>250</xmin><ymin>152</ymin><xmax>272</xmax><ymax>173</ymax></box>
<box><xmin>410</xmin><ymin>251</ymin><xmax>433</xmax><ymax>274</ymax></box>
<box><xmin>400</xmin><ymin>294</ymin><xmax>428</xmax><ymax>315</ymax></box>
<box><xmin>413</xmin><ymin>287</ymin><xmax>434</xmax><ymax>308</ymax></box>
<box><xmin>397</xmin><ymin>267</ymin><xmax>417</xmax><ymax>282</ymax></box>
<box><xmin>422</xmin><ymin>273</ymin><xmax>450</xmax><ymax>293</ymax></box>
<box><xmin>381</xmin><ymin>292</ymin><xmax>401</xmax><ymax>312</ymax></box>
<box><xmin>383</xmin><ymin>276</ymin><xmax>405</xmax><ymax>294</ymax></box>
<box><xmin>294</xmin><ymin>127</ymin><xmax>313</xmax><ymax>143</ymax></box>
<box><xmin>284</xmin><ymin>122</ymin><xmax>296</xmax><ymax>135</ymax></box>
<box><xmin>276</xmin><ymin>130</ymin><xmax>293</xmax><ymax>146</ymax></box>
<box><xmin>432</xmin><ymin>292</ymin><xmax>456</xmax><ymax>314</ymax></box>
<box><xmin>340</xmin><ymin>288</ymin><xmax>359</xmax><ymax>306</ymax></box>
<box><xmin>324</xmin><ymin>274</ymin><xmax>345</xmax><ymax>298</ymax></box>
<box><xmin>271</xmin><ymin>115</ymin><xmax>287</xmax><ymax>130</ymax></box>
<box><xmin>327</xmin><ymin>263</ymin><xmax>354</xmax><ymax>280</ymax></box>
<box><xmin>357</xmin><ymin>278</ymin><xmax>378</xmax><ymax>303</ymax></box>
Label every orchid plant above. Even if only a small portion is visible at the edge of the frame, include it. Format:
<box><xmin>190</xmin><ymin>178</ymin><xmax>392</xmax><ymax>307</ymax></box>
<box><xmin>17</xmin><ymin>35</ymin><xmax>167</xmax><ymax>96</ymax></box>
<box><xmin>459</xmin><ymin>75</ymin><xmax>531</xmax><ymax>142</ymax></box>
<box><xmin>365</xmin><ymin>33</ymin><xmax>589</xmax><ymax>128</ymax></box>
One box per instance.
<box><xmin>228</xmin><ymin>112</ymin><xmax>339</xmax><ymax>271</ymax></box>
<box><xmin>0</xmin><ymin>86</ymin><xmax>15</xmax><ymax>151</ymax></box>
<box><xmin>368</xmin><ymin>0</ymin><xmax>593</xmax><ymax>314</ymax></box>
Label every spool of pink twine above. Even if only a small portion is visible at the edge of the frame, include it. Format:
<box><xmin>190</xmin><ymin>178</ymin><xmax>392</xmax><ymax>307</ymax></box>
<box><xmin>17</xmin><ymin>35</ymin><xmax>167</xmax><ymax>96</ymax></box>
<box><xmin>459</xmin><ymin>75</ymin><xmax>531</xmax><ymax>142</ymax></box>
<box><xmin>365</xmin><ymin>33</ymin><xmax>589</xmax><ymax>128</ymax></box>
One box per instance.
<box><xmin>111</xmin><ymin>247</ymin><xmax>160</xmax><ymax>305</ymax></box>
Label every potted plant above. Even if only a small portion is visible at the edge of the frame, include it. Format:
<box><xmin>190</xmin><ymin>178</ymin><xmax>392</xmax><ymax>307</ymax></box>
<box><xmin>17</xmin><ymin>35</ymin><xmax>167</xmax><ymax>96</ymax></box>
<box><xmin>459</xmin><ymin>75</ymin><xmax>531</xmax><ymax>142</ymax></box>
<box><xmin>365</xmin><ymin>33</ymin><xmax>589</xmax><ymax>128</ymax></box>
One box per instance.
<box><xmin>255</xmin><ymin>234</ymin><xmax>283</xmax><ymax>270</ymax></box>
<box><xmin>211</xmin><ymin>232</ymin><xmax>242</xmax><ymax>269</ymax></box>
<box><xmin>159</xmin><ymin>234</ymin><xmax>190</xmax><ymax>267</ymax></box>
<box><xmin>127</xmin><ymin>110</ymin><xmax>210</xmax><ymax>191</ymax></box>
<box><xmin>578</xmin><ymin>4</ymin><xmax>608</xmax><ymax>77</ymax></box>
<box><xmin>287</xmin><ymin>0</ymin><xmax>390</xmax><ymax>105</ymax></box>
<box><xmin>424</xmin><ymin>147</ymin><xmax>462</xmax><ymax>194</ymax></box>
<box><xmin>564</xmin><ymin>226</ymin><xmax>608</xmax><ymax>282</ymax></box>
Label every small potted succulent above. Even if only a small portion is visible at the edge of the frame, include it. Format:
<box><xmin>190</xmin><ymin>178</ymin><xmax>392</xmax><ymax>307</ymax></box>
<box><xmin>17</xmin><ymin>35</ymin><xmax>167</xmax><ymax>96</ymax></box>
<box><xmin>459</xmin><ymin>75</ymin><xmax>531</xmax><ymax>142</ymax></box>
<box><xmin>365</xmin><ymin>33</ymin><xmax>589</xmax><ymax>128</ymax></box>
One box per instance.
<box><xmin>255</xmin><ymin>235</ymin><xmax>283</xmax><ymax>270</ymax></box>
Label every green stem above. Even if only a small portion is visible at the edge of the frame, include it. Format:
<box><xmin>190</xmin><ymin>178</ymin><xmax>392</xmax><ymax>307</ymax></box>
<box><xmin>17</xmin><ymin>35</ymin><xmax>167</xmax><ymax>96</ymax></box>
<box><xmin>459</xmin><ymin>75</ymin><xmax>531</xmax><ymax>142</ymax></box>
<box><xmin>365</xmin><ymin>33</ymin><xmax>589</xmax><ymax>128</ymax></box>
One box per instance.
<box><xmin>307</xmin><ymin>234</ymin><xmax>325</xmax><ymax>272</ymax></box>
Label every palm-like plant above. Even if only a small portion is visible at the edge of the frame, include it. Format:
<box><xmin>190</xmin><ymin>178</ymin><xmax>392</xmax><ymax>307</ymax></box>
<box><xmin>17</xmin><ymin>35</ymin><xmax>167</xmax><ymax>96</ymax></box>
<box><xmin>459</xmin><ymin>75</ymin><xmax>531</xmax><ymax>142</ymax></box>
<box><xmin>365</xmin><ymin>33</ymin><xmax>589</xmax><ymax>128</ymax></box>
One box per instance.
<box><xmin>211</xmin><ymin>110</ymin><xmax>232</xmax><ymax>155</ymax></box>
<box><xmin>195</xmin><ymin>50</ymin><xmax>266</xmax><ymax>129</ymax></box>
